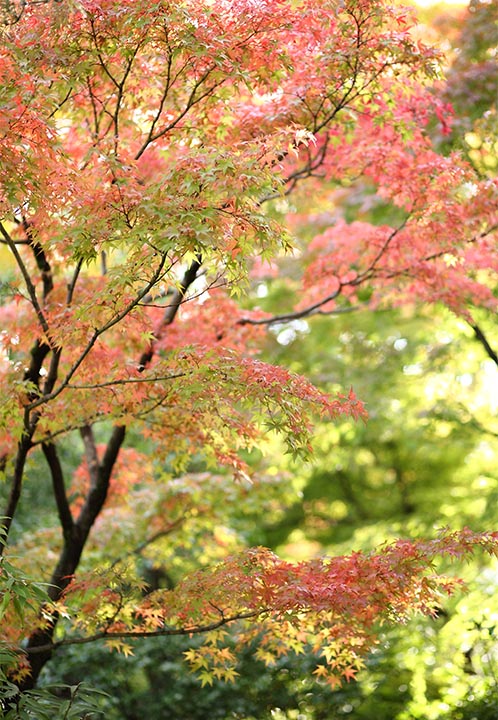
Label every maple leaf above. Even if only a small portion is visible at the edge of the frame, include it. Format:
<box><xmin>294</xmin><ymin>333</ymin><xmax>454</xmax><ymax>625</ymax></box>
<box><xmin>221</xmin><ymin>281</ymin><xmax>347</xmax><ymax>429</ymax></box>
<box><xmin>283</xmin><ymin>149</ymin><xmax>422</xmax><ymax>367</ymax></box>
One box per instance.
<box><xmin>0</xmin><ymin>0</ymin><xmax>495</xmax><ymax>700</ymax></box>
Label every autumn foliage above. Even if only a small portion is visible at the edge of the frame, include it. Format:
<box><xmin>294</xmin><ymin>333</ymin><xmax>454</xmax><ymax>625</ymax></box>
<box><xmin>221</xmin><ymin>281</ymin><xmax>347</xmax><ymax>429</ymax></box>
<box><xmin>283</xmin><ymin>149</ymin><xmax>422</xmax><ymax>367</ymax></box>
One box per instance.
<box><xmin>0</xmin><ymin>0</ymin><xmax>496</xmax><ymax>696</ymax></box>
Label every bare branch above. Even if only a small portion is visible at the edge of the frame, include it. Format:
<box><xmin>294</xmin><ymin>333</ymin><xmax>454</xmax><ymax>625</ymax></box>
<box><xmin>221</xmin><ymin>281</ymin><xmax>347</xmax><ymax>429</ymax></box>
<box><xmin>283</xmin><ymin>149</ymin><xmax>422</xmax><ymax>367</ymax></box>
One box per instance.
<box><xmin>238</xmin><ymin>286</ymin><xmax>343</xmax><ymax>327</ymax></box>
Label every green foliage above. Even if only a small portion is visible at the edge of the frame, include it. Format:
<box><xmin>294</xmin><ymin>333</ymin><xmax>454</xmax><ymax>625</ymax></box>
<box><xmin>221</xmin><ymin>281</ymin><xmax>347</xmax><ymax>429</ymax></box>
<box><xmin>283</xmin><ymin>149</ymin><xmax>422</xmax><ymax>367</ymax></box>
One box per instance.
<box><xmin>442</xmin><ymin>689</ymin><xmax>498</xmax><ymax>720</ymax></box>
<box><xmin>35</xmin><ymin>303</ymin><xmax>498</xmax><ymax>719</ymax></box>
<box><xmin>0</xmin><ymin>680</ymin><xmax>107</xmax><ymax>720</ymax></box>
<box><xmin>0</xmin><ymin>527</ymin><xmax>106</xmax><ymax>718</ymax></box>
<box><xmin>243</xmin><ymin>269</ymin><xmax>498</xmax><ymax>719</ymax></box>
<box><xmin>40</xmin><ymin>637</ymin><xmax>344</xmax><ymax>720</ymax></box>
<box><xmin>0</xmin><ymin>0</ymin><xmax>496</xmax><ymax>717</ymax></box>
<box><xmin>0</xmin><ymin>521</ymin><xmax>50</xmax><ymax>623</ymax></box>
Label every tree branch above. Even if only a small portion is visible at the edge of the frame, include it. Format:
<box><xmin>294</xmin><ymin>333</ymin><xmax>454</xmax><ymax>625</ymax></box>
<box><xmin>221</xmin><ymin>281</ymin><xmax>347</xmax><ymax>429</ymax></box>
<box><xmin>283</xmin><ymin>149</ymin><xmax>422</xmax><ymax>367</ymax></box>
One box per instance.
<box><xmin>238</xmin><ymin>287</ymin><xmax>343</xmax><ymax>327</ymax></box>
<box><xmin>0</xmin><ymin>221</ymin><xmax>51</xmax><ymax>340</ymax></box>
<box><xmin>138</xmin><ymin>255</ymin><xmax>202</xmax><ymax>371</ymax></box>
<box><xmin>23</xmin><ymin>218</ymin><xmax>53</xmax><ymax>300</ymax></box>
<box><xmin>42</xmin><ymin>442</ymin><xmax>74</xmax><ymax>539</ymax></box>
<box><xmin>22</xmin><ymin>424</ymin><xmax>127</xmax><ymax>686</ymax></box>
<box><xmin>79</xmin><ymin>425</ymin><xmax>99</xmax><ymax>488</ymax></box>
<box><xmin>0</xmin><ymin>431</ymin><xmax>32</xmax><ymax>555</ymax></box>
<box><xmin>470</xmin><ymin>322</ymin><xmax>498</xmax><ymax>367</ymax></box>
<box><xmin>25</xmin><ymin>609</ymin><xmax>263</xmax><ymax>655</ymax></box>
<box><xmin>27</xmin><ymin>252</ymin><xmax>170</xmax><ymax>409</ymax></box>
<box><xmin>109</xmin><ymin>518</ymin><xmax>186</xmax><ymax>570</ymax></box>
<box><xmin>66</xmin><ymin>258</ymin><xmax>83</xmax><ymax>305</ymax></box>
<box><xmin>76</xmin><ymin>424</ymin><xmax>127</xmax><ymax>537</ymax></box>
<box><xmin>134</xmin><ymin>67</ymin><xmax>224</xmax><ymax>159</ymax></box>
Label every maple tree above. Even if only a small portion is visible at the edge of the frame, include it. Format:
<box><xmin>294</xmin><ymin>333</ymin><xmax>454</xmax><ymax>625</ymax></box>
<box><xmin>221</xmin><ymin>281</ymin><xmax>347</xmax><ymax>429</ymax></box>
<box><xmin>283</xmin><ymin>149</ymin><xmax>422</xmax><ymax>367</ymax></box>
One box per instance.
<box><xmin>0</xmin><ymin>0</ymin><xmax>497</xmax><ymax>706</ymax></box>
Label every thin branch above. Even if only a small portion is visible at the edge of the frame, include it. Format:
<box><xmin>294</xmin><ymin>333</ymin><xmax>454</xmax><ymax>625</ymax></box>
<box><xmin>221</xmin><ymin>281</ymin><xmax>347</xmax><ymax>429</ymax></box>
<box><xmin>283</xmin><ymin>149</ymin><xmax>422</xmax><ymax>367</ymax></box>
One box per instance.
<box><xmin>237</xmin><ymin>215</ymin><xmax>406</xmax><ymax>328</ymax></box>
<box><xmin>66</xmin><ymin>259</ymin><xmax>83</xmax><ymax>305</ymax></box>
<box><xmin>30</xmin><ymin>414</ymin><xmax>110</xmax><ymax>448</ymax></box>
<box><xmin>47</xmin><ymin>85</ymin><xmax>73</xmax><ymax>120</ymax></box>
<box><xmin>25</xmin><ymin>609</ymin><xmax>264</xmax><ymax>655</ymax></box>
<box><xmin>30</xmin><ymin>387</ymin><xmax>174</xmax><ymax>447</ymax></box>
<box><xmin>89</xmin><ymin>19</ymin><xmax>120</xmax><ymax>88</ymax></box>
<box><xmin>357</xmin><ymin>215</ymin><xmax>410</xmax><ymax>280</ymax></box>
<box><xmin>110</xmin><ymin>42</ymin><xmax>142</xmax><ymax>155</ymax></box>
<box><xmin>430</xmin><ymin>402</ymin><xmax>498</xmax><ymax>439</ymax></box>
<box><xmin>68</xmin><ymin>372</ymin><xmax>189</xmax><ymax>391</ymax></box>
<box><xmin>137</xmin><ymin>51</ymin><xmax>174</xmax><ymax>154</ymax></box>
<box><xmin>139</xmin><ymin>272</ymin><xmax>227</xmax><ymax>312</ymax></box>
<box><xmin>316</xmin><ymin>303</ymin><xmax>367</xmax><ymax>316</ymax></box>
<box><xmin>394</xmin><ymin>223</ymin><xmax>498</xmax><ymax>275</ymax></box>
<box><xmin>135</xmin><ymin>68</ymin><xmax>225</xmax><ymax>160</ymax></box>
<box><xmin>238</xmin><ymin>286</ymin><xmax>343</xmax><ymax>327</ymax></box>
<box><xmin>42</xmin><ymin>348</ymin><xmax>61</xmax><ymax>397</ymax></box>
<box><xmin>67</xmin><ymin>372</ymin><xmax>188</xmax><ymax>391</ymax></box>
<box><xmin>0</xmin><ymin>221</ymin><xmax>51</xmax><ymax>340</ymax></box>
<box><xmin>0</xmin><ymin>236</ymin><xmax>29</xmax><ymax>245</ymax></box>
<box><xmin>109</xmin><ymin>519</ymin><xmax>186</xmax><ymax>569</ymax></box>
<box><xmin>470</xmin><ymin>322</ymin><xmax>498</xmax><ymax>367</ymax></box>
<box><xmin>27</xmin><ymin>253</ymin><xmax>170</xmax><ymax>409</ymax></box>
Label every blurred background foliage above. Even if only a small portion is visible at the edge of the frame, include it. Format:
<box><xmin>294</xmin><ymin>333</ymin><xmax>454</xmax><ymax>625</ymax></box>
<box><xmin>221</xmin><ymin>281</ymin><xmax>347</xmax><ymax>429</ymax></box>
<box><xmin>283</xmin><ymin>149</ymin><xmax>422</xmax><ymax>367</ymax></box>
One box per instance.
<box><xmin>5</xmin><ymin>0</ymin><xmax>497</xmax><ymax>717</ymax></box>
